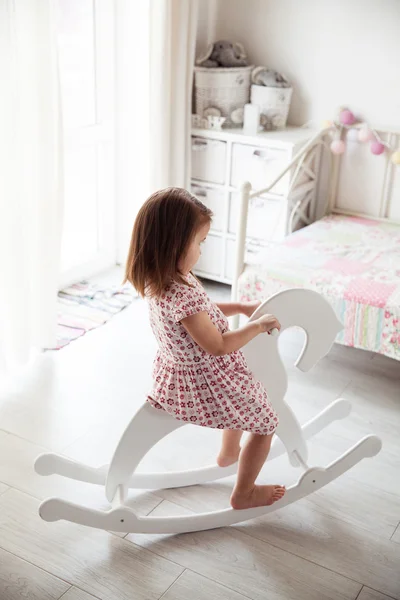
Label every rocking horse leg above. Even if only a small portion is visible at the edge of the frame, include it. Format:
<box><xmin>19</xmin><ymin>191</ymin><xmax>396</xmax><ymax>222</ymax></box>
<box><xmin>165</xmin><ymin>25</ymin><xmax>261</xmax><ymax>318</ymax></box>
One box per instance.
<box><xmin>105</xmin><ymin>402</ymin><xmax>184</xmax><ymax>502</ymax></box>
<box><xmin>268</xmin><ymin>397</ymin><xmax>352</xmax><ymax>460</ymax></box>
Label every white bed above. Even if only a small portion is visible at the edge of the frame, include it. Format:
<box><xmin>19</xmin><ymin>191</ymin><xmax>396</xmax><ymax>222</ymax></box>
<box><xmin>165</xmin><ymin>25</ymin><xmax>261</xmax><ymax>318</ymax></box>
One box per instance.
<box><xmin>232</xmin><ymin>126</ymin><xmax>400</xmax><ymax>361</ymax></box>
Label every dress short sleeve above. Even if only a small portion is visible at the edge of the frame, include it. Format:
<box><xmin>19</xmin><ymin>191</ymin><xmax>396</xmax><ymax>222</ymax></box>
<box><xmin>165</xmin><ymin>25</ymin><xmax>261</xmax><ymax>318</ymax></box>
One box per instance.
<box><xmin>173</xmin><ymin>285</ymin><xmax>209</xmax><ymax>322</ymax></box>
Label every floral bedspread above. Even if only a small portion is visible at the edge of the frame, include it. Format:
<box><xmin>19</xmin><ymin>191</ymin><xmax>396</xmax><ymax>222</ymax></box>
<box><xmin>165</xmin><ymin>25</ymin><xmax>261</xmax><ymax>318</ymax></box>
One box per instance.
<box><xmin>238</xmin><ymin>214</ymin><xmax>400</xmax><ymax>361</ymax></box>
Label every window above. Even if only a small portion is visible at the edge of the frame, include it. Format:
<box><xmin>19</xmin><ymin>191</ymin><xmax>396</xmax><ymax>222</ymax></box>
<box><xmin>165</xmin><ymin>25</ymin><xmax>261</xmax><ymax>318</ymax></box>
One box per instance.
<box><xmin>57</xmin><ymin>0</ymin><xmax>115</xmax><ymax>286</ymax></box>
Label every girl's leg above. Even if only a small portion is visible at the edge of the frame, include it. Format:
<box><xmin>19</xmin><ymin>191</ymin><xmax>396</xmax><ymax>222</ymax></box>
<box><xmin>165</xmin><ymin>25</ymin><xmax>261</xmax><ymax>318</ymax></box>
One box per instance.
<box><xmin>230</xmin><ymin>432</ymin><xmax>286</xmax><ymax>510</ymax></box>
<box><xmin>217</xmin><ymin>429</ymin><xmax>243</xmax><ymax>467</ymax></box>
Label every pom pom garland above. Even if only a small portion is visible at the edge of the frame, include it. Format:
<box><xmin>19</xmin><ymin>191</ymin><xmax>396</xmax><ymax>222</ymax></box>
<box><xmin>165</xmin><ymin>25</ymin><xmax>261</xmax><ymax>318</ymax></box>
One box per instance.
<box><xmin>322</xmin><ymin>107</ymin><xmax>399</xmax><ymax>164</ymax></box>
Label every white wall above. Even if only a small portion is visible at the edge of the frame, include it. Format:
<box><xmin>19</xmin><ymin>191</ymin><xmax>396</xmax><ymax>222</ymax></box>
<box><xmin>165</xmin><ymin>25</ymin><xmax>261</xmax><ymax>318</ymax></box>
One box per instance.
<box><xmin>196</xmin><ymin>0</ymin><xmax>217</xmax><ymax>58</ymax></box>
<box><xmin>208</xmin><ymin>0</ymin><xmax>400</xmax><ymax>128</ymax></box>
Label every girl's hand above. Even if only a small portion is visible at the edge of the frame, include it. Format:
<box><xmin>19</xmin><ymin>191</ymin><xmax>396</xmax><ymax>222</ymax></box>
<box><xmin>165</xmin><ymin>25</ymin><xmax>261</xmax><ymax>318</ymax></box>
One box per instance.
<box><xmin>255</xmin><ymin>313</ymin><xmax>281</xmax><ymax>334</ymax></box>
<box><xmin>241</xmin><ymin>300</ymin><xmax>261</xmax><ymax>319</ymax></box>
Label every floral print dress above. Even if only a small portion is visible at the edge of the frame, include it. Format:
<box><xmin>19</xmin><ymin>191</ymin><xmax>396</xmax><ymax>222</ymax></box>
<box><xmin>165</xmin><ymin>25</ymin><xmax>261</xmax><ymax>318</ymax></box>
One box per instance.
<box><xmin>147</xmin><ymin>273</ymin><xmax>279</xmax><ymax>435</ymax></box>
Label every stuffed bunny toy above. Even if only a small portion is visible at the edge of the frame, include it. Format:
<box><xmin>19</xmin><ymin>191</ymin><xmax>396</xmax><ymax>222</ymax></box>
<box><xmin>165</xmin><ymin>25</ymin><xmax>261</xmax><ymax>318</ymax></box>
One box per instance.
<box><xmin>196</xmin><ymin>40</ymin><xmax>248</xmax><ymax>68</ymax></box>
<box><xmin>251</xmin><ymin>66</ymin><xmax>291</xmax><ymax>88</ymax></box>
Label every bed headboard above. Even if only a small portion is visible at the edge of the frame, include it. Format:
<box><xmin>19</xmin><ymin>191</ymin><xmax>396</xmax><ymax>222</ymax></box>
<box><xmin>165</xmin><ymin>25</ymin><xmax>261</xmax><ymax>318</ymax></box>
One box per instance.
<box><xmin>327</xmin><ymin>127</ymin><xmax>400</xmax><ymax>224</ymax></box>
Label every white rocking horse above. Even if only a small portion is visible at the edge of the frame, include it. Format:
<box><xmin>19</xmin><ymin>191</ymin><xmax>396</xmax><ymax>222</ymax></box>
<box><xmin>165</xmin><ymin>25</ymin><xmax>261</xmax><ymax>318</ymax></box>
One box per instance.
<box><xmin>34</xmin><ymin>289</ymin><xmax>382</xmax><ymax>534</ymax></box>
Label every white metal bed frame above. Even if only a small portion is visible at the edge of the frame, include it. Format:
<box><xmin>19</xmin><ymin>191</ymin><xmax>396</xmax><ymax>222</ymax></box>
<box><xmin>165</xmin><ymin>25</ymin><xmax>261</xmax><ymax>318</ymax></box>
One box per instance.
<box><xmin>231</xmin><ymin>125</ymin><xmax>400</xmax><ymax>308</ymax></box>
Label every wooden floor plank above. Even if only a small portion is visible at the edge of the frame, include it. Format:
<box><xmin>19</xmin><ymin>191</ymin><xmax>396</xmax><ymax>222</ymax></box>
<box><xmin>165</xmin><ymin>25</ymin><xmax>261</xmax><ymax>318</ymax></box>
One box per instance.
<box><xmin>0</xmin><ymin>480</ymin><xmax>9</xmax><ymax>496</ymax></box>
<box><xmin>59</xmin><ymin>587</ymin><xmax>101</xmax><ymax>600</ymax></box>
<box><xmin>391</xmin><ymin>522</ymin><xmax>400</xmax><ymax>544</ymax></box>
<box><xmin>234</xmin><ymin>501</ymin><xmax>400</xmax><ymax>599</ymax></box>
<box><xmin>0</xmin><ymin>546</ymin><xmax>70</xmax><ymax>600</ymax></box>
<box><xmin>0</xmin><ymin>489</ymin><xmax>183</xmax><ymax>600</ymax></box>
<box><xmin>357</xmin><ymin>586</ymin><xmax>399</xmax><ymax>600</ymax></box>
<box><xmin>160</xmin><ymin>570</ymin><xmax>252</xmax><ymax>600</ymax></box>
<box><xmin>127</xmin><ymin>500</ymin><xmax>362</xmax><ymax>600</ymax></box>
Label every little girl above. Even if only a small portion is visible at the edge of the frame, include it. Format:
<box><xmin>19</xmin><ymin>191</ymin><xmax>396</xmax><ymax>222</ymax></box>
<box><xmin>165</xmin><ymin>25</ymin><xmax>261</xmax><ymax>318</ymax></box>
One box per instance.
<box><xmin>124</xmin><ymin>187</ymin><xmax>285</xmax><ymax>510</ymax></box>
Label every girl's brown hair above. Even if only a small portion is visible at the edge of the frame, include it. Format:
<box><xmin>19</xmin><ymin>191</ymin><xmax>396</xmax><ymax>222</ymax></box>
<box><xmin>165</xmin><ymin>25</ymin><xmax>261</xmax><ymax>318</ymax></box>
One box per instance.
<box><xmin>124</xmin><ymin>187</ymin><xmax>212</xmax><ymax>297</ymax></box>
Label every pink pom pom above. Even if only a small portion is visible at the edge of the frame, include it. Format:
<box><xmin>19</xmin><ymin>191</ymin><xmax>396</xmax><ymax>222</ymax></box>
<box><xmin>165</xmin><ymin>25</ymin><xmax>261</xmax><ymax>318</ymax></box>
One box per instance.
<box><xmin>339</xmin><ymin>109</ymin><xmax>356</xmax><ymax>126</ymax></box>
<box><xmin>330</xmin><ymin>139</ymin><xmax>346</xmax><ymax>154</ymax></box>
<box><xmin>370</xmin><ymin>141</ymin><xmax>385</xmax><ymax>155</ymax></box>
<box><xmin>358</xmin><ymin>125</ymin><xmax>373</xmax><ymax>143</ymax></box>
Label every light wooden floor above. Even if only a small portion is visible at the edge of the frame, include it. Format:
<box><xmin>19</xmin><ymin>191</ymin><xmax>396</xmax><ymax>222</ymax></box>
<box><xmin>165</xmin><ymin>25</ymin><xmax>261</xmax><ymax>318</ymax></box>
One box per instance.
<box><xmin>0</xmin><ymin>274</ymin><xmax>399</xmax><ymax>600</ymax></box>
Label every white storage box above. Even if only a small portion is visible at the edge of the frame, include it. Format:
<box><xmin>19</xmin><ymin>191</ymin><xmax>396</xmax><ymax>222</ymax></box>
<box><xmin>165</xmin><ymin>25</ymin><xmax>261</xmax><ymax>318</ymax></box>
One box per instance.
<box><xmin>191</xmin><ymin>184</ymin><xmax>226</xmax><ymax>232</ymax></box>
<box><xmin>250</xmin><ymin>84</ymin><xmax>293</xmax><ymax>130</ymax></box>
<box><xmin>191</xmin><ymin>136</ymin><xmax>226</xmax><ymax>184</ymax></box>
<box><xmin>194</xmin><ymin>66</ymin><xmax>253</xmax><ymax>126</ymax></box>
<box><xmin>195</xmin><ymin>234</ymin><xmax>223</xmax><ymax>278</ymax></box>
<box><xmin>230</xmin><ymin>142</ymin><xmax>289</xmax><ymax>194</ymax></box>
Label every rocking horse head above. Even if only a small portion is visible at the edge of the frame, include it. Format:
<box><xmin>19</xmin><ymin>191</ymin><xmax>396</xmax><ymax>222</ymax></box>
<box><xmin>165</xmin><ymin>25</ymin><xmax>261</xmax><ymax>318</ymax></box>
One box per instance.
<box><xmin>243</xmin><ymin>288</ymin><xmax>343</xmax><ymax>402</ymax></box>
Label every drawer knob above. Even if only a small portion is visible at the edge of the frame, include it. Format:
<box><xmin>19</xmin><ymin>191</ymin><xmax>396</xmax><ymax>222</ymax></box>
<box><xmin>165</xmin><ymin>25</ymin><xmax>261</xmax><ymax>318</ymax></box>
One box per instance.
<box><xmin>192</xmin><ymin>139</ymin><xmax>208</xmax><ymax>151</ymax></box>
<box><xmin>253</xmin><ymin>149</ymin><xmax>274</xmax><ymax>161</ymax></box>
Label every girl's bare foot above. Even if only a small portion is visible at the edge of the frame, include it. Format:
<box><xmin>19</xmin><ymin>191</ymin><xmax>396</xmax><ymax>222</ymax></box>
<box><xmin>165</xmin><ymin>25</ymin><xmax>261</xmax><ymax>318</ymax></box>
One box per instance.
<box><xmin>230</xmin><ymin>484</ymin><xmax>286</xmax><ymax>510</ymax></box>
<box><xmin>216</xmin><ymin>447</ymin><xmax>241</xmax><ymax>467</ymax></box>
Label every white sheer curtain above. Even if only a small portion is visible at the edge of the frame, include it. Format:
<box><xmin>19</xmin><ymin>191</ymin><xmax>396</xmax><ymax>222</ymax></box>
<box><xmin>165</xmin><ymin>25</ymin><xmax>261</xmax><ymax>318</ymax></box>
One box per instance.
<box><xmin>0</xmin><ymin>0</ymin><xmax>63</xmax><ymax>375</ymax></box>
<box><xmin>116</xmin><ymin>0</ymin><xmax>199</xmax><ymax>262</ymax></box>
<box><xmin>149</xmin><ymin>0</ymin><xmax>199</xmax><ymax>190</ymax></box>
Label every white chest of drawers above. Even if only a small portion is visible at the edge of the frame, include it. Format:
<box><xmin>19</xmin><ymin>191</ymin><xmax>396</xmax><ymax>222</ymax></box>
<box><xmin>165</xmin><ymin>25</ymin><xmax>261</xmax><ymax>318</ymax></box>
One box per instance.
<box><xmin>191</xmin><ymin>126</ymin><xmax>321</xmax><ymax>284</ymax></box>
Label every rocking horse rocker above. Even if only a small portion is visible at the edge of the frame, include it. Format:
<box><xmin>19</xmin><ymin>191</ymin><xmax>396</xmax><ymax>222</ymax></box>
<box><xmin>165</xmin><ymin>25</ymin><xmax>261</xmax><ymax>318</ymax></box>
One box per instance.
<box><xmin>34</xmin><ymin>289</ymin><xmax>382</xmax><ymax>534</ymax></box>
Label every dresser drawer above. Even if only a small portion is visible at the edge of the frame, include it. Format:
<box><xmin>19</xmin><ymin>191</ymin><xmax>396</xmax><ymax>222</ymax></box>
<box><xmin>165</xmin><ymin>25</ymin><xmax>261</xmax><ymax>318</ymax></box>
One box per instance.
<box><xmin>230</xmin><ymin>143</ymin><xmax>289</xmax><ymax>195</ymax></box>
<box><xmin>194</xmin><ymin>234</ymin><xmax>223</xmax><ymax>278</ymax></box>
<box><xmin>229</xmin><ymin>192</ymin><xmax>287</xmax><ymax>242</ymax></box>
<box><xmin>191</xmin><ymin>184</ymin><xmax>226</xmax><ymax>232</ymax></box>
<box><xmin>192</xmin><ymin>137</ymin><xmax>226</xmax><ymax>184</ymax></box>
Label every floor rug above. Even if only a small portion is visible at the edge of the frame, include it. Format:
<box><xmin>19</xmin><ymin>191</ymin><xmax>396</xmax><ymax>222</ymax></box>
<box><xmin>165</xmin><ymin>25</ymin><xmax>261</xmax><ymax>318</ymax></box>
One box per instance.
<box><xmin>52</xmin><ymin>281</ymin><xmax>137</xmax><ymax>349</ymax></box>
